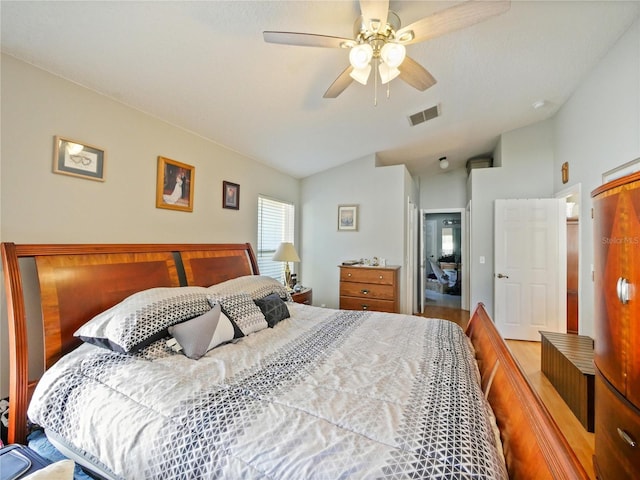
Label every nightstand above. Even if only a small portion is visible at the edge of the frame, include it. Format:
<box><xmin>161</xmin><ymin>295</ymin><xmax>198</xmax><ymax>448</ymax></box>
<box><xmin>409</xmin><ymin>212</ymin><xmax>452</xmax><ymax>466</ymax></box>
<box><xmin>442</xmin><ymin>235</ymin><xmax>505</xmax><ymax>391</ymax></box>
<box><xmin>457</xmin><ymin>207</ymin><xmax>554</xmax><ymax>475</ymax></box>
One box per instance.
<box><xmin>291</xmin><ymin>287</ymin><xmax>312</xmax><ymax>305</ymax></box>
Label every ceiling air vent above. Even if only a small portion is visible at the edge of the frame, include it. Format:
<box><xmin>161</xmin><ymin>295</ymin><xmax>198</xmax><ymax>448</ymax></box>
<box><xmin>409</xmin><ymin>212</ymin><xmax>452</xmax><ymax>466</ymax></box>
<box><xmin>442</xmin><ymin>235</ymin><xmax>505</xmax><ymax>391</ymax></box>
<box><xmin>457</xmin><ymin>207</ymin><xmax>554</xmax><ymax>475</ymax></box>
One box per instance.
<box><xmin>408</xmin><ymin>105</ymin><xmax>439</xmax><ymax>127</ymax></box>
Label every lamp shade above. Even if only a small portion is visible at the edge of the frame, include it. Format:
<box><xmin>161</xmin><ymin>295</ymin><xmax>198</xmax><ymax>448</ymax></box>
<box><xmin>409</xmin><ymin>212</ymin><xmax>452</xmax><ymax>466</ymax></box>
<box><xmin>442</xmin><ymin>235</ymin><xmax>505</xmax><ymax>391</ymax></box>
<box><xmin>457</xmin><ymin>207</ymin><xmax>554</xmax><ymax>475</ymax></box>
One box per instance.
<box><xmin>349</xmin><ymin>43</ymin><xmax>373</xmax><ymax>69</ymax></box>
<box><xmin>350</xmin><ymin>64</ymin><xmax>372</xmax><ymax>85</ymax></box>
<box><xmin>378</xmin><ymin>62</ymin><xmax>400</xmax><ymax>84</ymax></box>
<box><xmin>380</xmin><ymin>42</ymin><xmax>406</xmax><ymax>68</ymax></box>
<box><xmin>272</xmin><ymin>242</ymin><xmax>300</xmax><ymax>263</ymax></box>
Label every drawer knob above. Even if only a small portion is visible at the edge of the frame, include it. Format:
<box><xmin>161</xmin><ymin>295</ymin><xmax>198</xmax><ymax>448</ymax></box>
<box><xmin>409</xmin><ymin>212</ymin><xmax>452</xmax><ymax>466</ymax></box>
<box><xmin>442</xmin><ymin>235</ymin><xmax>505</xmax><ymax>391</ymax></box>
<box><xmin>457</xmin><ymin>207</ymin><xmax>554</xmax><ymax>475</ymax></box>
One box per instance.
<box><xmin>617</xmin><ymin>428</ymin><xmax>637</xmax><ymax>447</ymax></box>
<box><xmin>616</xmin><ymin>277</ymin><xmax>631</xmax><ymax>304</ymax></box>
<box><xmin>347</xmin><ymin>273</ymin><xmax>352</xmax><ymax>277</ymax></box>
<box><xmin>379</xmin><ymin>275</ymin><xmax>383</xmax><ymax>279</ymax></box>
<box><xmin>362</xmin><ymin>304</ymin><xmax>369</xmax><ymax>310</ymax></box>
<box><xmin>361</xmin><ymin>289</ymin><xmax>369</xmax><ymax>295</ymax></box>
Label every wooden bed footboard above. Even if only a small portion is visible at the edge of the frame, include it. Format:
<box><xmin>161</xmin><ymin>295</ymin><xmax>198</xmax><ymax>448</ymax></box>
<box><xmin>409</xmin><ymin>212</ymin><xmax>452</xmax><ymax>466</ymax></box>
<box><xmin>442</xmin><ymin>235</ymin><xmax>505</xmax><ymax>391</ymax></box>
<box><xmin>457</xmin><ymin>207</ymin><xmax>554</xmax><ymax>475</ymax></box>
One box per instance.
<box><xmin>2</xmin><ymin>242</ymin><xmax>588</xmax><ymax>479</ymax></box>
<box><xmin>466</xmin><ymin>303</ymin><xmax>589</xmax><ymax>479</ymax></box>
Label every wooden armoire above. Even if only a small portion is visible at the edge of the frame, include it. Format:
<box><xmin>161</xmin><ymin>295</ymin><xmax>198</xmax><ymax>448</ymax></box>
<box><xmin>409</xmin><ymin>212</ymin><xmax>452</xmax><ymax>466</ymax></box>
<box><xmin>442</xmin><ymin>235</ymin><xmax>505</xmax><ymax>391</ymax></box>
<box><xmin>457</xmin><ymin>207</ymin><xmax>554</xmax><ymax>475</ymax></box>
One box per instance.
<box><xmin>591</xmin><ymin>171</ymin><xmax>640</xmax><ymax>479</ymax></box>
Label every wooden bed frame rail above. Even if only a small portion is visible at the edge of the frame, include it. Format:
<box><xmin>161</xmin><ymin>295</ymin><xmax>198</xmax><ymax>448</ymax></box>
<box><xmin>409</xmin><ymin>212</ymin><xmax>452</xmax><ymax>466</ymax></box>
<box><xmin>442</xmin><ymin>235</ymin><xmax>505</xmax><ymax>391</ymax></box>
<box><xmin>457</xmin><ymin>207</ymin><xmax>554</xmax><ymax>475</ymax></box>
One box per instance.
<box><xmin>466</xmin><ymin>304</ymin><xmax>588</xmax><ymax>479</ymax></box>
<box><xmin>1</xmin><ymin>242</ymin><xmax>588</xmax><ymax>479</ymax></box>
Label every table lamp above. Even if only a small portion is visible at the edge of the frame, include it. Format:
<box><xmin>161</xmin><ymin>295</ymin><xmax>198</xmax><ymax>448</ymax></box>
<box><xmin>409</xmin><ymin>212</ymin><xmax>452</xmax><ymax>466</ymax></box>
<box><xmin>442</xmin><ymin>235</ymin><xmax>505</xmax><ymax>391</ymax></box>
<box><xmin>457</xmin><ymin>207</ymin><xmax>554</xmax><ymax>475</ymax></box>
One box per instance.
<box><xmin>272</xmin><ymin>242</ymin><xmax>300</xmax><ymax>288</ymax></box>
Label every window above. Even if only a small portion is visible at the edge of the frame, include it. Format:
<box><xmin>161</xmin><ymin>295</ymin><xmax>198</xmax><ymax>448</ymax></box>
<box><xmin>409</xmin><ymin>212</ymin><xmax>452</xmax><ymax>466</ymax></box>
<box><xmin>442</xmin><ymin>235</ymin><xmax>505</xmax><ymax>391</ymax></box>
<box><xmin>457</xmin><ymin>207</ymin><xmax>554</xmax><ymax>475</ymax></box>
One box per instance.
<box><xmin>257</xmin><ymin>196</ymin><xmax>295</xmax><ymax>283</ymax></box>
<box><xmin>441</xmin><ymin>227</ymin><xmax>454</xmax><ymax>256</ymax></box>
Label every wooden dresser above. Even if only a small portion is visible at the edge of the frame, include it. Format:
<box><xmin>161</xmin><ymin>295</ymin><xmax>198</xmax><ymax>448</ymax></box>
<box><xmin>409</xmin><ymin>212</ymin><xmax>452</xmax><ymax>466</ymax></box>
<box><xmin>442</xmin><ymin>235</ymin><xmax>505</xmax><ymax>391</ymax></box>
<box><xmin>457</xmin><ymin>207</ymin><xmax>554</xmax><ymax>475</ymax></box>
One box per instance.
<box><xmin>339</xmin><ymin>265</ymin><xmax>400</xmax><ymax>313</ymax></box>
<box><xmin>591</xmin><ymin>171</ymin><xmax>640</xmax><ymax>479</ymax></box>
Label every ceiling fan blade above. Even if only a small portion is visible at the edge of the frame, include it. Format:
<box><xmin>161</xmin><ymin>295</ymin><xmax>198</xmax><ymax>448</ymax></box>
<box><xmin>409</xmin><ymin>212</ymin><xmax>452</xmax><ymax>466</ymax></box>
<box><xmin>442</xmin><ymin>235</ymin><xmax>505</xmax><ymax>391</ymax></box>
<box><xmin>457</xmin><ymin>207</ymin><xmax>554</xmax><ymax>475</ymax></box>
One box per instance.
<box><xmin>323</xmin><ymin>66</ymin><xmax>355</xmax><ymax>98</ymax></box>
<box><xmin>396</xmin><ymin>0</ymin><xmax>510</xmax><ymax>45</ymax></box>
<box><xmin>263</xmin><ymin>31</ymin><xmax>354</xmax><ymax>49</ymax></box>
<box><xmin>399</xmin><ymin>56</ymin><xmax>437</xmax><ymax>91</ymax></box>
<box><xmin>359</xmin><ymin>0</ymin><xmax>389</xmax><ymax>34</ymax></box>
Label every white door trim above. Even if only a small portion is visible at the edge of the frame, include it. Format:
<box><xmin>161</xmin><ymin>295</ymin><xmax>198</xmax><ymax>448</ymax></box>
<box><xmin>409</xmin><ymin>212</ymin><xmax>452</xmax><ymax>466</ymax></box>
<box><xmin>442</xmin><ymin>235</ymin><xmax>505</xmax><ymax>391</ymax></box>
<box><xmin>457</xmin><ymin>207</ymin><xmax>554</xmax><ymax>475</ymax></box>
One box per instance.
<box><xmin>420</xmin><ymin>208</ymin><xmax>467</xmax><ymax>311</ymax></box>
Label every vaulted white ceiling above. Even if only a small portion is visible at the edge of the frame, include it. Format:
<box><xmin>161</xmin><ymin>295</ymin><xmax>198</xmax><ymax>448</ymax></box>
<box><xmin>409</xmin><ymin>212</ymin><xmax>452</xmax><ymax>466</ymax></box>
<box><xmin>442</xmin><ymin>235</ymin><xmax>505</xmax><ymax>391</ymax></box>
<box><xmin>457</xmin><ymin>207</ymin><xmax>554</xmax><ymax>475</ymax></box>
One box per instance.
<box><xmin>2</xmin><ymin>1</ymin><xmax>639</xmax><ymax>178</ymax></box>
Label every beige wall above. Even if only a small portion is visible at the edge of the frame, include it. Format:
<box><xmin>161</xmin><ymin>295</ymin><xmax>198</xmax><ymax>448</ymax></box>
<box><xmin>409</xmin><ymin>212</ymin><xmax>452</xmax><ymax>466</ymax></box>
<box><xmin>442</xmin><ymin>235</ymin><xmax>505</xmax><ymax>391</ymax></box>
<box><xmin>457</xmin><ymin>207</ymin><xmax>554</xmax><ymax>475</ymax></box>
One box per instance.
<box><xmin>300</xmin><ymin>155</ymin><xmax>411</xmax><ymax>312</ymax></box>
<box><xmin>0</xmin><ymin>54</ymin><xmax>300</xmax><ymax>396</ymax></box>
<box><xmin>553</xmin><ymin>18</ymin><xmax>640</xmax><ymax>338</ymax></box>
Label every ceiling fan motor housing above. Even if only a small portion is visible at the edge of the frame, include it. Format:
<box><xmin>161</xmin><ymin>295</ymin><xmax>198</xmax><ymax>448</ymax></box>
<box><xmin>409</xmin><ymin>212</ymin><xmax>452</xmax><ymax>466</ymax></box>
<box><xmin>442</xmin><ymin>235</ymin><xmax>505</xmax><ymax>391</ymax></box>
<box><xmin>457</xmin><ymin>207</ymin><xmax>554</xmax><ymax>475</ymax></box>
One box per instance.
<box><xmin>353</xmin><ymin>11</ymin><xmax>401</xmax><ymax>44</ymax></box>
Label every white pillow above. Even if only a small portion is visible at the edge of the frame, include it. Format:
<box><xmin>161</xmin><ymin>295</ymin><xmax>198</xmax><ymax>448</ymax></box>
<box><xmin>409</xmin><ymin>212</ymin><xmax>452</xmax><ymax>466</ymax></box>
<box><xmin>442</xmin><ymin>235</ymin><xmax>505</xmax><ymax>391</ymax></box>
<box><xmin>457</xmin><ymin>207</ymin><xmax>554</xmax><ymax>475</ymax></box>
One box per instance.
<box><xmin>23</xmin><ymin>459</ymin><xmax>75</xmax><ymax>480</ymax></box>
<box><xmin>208</xmin><ymin>275</ymin><xmax>292</xmax><ymax>301</ymax></box>
<box><xmin>75</xmin><ymin>286</ymin><xmax>211</xmax><ymax>353</ymax></box>
<box><xmin>208</xmin><ymin>292</ymin><xmax>268</xmax><ymax>336</ymax></box>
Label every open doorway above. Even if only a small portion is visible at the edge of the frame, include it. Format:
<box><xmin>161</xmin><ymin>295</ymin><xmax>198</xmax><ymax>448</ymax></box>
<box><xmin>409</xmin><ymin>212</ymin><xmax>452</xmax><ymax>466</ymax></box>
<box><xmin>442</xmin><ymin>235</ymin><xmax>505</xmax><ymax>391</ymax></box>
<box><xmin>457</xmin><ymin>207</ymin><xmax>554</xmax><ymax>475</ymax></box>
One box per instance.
<box><xmin>556</xmin><ymin>184</ymin><xmax>582</xmax><ymax>334</ymax></box>
<box><xmin>421</xmin><ymin>210</ymin><xmax>463</xmax><ymax>310</ymax></box>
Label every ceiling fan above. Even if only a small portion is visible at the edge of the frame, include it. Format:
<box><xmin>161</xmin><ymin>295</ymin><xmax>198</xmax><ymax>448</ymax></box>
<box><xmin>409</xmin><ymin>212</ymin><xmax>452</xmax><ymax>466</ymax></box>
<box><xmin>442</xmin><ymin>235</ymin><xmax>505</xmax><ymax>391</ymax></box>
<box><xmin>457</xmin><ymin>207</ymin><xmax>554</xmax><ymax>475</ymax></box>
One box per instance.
<box><xmin>264</xmin><ymin>0</ymin><xmax>510</xmax><ymax>99</ymax></box>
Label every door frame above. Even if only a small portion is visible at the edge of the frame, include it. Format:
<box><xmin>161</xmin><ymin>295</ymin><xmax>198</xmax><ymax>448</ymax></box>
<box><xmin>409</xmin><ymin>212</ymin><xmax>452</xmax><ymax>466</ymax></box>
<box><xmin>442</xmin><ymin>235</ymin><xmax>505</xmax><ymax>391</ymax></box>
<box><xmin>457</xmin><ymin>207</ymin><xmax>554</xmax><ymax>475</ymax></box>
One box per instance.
<box><xmin>406</xmin><ymin>198</ymin><xmax>418</xmax><ymax>314</ymax></box>
<box><xmin>555</xmin><ymin>183</ymin><xmax>582</xmax><ymax>334</ymax></box>
<box><xmin>419</xmin><ymin>207</ymin><xmax>468</xmax><ymax>311</ymax></box>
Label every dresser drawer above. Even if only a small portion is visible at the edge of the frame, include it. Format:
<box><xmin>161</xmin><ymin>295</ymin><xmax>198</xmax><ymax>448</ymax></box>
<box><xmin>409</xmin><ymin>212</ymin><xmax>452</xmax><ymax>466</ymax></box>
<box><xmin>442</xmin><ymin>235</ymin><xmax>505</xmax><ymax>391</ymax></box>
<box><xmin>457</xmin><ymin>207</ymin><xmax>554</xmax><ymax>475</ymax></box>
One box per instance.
<box><xmin>594</xmin><ymin>371</ymin><xmax>640</xmax><ymax>480</ymax></box>
<box><xmin>340</xmin><ymin>267</ymin><xmax>395</xmax><ymax>285</ymax></box>
<box><xmin>339</xmin><ymin>296</ymin><xmax>396</xmax><ymax>313</ymax></box>
<box><xmin>340</xmin><ymin>282</ymin><xmax>394</xmax><ymax>300</ymax></box>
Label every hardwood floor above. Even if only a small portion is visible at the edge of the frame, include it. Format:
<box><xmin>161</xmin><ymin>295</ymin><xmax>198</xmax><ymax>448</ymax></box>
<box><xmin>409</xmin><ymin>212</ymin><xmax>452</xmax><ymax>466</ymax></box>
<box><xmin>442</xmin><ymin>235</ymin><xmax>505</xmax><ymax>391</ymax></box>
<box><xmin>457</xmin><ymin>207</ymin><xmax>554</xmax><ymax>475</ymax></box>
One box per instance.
<box><xmin>420</xmin><ymin>305</ymin><xmax>469</xmax><ymax>329</ymax></box>
<box><xmin>420</xmin><ymin>306</ymin><xmax>595</xmax><ymax>479</ymax></box>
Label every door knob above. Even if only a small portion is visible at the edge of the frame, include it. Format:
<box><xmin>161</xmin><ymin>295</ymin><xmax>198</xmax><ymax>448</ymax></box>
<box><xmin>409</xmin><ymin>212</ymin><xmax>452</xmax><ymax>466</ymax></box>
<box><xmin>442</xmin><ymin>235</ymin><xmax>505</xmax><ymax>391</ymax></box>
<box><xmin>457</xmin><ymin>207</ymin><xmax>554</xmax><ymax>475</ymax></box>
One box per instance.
<box><xmin>497</xmin><ymin>273</ymin><xmax>509</xmax><ymax>279</ymax></box>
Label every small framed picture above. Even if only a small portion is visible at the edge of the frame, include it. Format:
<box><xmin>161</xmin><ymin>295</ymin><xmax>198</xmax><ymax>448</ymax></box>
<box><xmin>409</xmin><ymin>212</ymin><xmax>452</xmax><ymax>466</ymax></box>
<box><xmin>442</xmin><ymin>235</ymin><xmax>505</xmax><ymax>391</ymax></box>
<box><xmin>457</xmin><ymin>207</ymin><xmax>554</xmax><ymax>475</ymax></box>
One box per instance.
<box><xmin>223</xmin><ymin>181</ymin><xmax>240</xmax><ymax>210</ymax></box>
<box><xmin>338</xmin><ymin>204</ymin><xmax>358</xmax><ymax>231</ymax></box>
<box><xmin>156</xmin><ymin>156</ymin><xmax>195</xmax><ymax>212</ymax></box>
<box><xmin>53</xmin><ymin>136</ymin><xmax>105</xmax><ymax>181</ymax></box>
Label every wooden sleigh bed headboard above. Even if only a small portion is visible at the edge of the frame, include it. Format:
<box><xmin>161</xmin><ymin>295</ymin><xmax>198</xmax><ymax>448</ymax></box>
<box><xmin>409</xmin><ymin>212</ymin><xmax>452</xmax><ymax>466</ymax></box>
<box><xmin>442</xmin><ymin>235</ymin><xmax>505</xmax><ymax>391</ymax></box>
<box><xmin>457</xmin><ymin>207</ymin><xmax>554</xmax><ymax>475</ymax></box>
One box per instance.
<box><xmin>1</xmin><ymin>242</ymin><xmax>588</xmax><ymax>479</ymax></box>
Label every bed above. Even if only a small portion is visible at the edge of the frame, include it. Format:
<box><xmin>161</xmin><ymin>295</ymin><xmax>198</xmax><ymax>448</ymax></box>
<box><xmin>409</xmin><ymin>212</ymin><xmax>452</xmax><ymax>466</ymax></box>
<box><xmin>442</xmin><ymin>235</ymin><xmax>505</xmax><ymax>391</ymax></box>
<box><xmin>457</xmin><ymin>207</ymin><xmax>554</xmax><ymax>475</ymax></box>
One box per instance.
<box><xmin>1</xmin><ymin>242</ymin><xmax>588</xmax><ymax>479</ymax></box>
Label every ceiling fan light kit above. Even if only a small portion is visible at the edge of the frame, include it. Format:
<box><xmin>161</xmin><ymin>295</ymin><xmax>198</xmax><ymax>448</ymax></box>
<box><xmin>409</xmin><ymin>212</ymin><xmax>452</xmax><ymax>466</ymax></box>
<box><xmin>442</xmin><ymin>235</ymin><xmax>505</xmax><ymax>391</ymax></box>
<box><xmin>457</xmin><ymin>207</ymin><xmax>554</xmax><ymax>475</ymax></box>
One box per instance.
<box><xmin>350</xmin><ymin>64</ymin><xmax>372</xmax><ymax>85</ymax></box>
<box><xmin>263</xmin><ymin>0</ymin><xmax>511</xmax><ymax>101</ymax></box>
<box><xmin>380</xmin><ymin>42</ymin><xmax>406</xmax><ymax>68</ymax></box>
<box><xmin>349</xmin><ymin>43</ymin><xmax>373</xmax><ymax>69</ymax></box>
<box><xmin>378</xmin><ymin>61</ymin><xmax>400</xmax><ymax>85</ymax></box>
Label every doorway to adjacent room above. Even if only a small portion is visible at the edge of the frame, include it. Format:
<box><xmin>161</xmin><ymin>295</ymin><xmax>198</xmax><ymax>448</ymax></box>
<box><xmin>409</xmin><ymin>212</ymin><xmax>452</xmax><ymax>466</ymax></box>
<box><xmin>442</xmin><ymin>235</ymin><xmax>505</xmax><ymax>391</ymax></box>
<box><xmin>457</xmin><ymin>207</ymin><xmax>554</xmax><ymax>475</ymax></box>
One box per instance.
<box><xmin>420</xmin><ymin>209</ymin><xmax>465</xmax><ymax>312</ymax></box>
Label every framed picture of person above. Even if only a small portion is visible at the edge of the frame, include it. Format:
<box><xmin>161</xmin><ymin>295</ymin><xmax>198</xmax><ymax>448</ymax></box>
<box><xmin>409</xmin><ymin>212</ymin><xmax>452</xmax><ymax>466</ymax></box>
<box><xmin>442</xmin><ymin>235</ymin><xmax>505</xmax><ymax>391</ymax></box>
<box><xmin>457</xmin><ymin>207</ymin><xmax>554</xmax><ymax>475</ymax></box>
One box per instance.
<box><xmin>156</xmin><ymin>156</ymin><xmax>195</xmax><ymax>212</ymax></box>
<box><xmin>223</xmin><ymin>181</ymin><xmax>240</xmax><ymax>210</ymax></box>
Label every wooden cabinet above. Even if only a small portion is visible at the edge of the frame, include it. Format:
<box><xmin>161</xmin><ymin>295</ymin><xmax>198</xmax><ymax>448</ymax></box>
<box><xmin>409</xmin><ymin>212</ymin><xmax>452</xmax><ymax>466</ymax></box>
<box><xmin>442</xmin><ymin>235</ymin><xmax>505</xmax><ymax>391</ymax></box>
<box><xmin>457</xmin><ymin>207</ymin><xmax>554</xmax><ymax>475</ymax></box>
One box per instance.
<box><xmin>339</xmin><ymin>265</ymin><xmax>400</xmax><ymax>313</ymax></box>
<box><xmin>291</xmin><ymin>287</ymin><xmax>312</xmax><ymax>305</ymax></box>
<box><xmin>594</xmin><ymin>371</ymin><xmax>640</xmax><ymax>479</ymax></box>
<box><xmin>591</xmin><ymin>171</ymin><xmax>640</xmax><ymax>479</ymax></box>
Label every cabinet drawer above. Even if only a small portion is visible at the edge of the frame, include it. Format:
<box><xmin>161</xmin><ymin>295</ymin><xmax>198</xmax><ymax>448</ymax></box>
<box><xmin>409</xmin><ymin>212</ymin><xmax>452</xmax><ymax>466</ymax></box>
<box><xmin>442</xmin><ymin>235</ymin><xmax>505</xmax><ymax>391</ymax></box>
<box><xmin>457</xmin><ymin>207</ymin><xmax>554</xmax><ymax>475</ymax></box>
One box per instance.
<box><xmin>340</xmin><ymin>282</ymin><xmax>394</xmax><ymax>300</ymax></box>
<box><xmin>340</xmin><ymin>267</ymin><xmax>395</xmax><ymax>285</ymax></box>
<box><xmin>340</xmin><ymin>296</ymin><xmax>396</xmax><ymax>313</ymax></box>
<box><xmin>594</xmin><ymin>371</ymin><xmax>640</xmax><ymax>480</ymax></box>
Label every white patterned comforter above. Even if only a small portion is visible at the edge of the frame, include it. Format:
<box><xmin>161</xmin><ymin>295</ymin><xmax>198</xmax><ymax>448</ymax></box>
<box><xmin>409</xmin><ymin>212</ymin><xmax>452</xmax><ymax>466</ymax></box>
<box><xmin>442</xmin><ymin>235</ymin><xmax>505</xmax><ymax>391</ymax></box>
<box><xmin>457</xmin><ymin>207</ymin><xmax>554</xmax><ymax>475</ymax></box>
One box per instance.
<box><xmin>28</xmin><ymin>304</ymin><xmax>507</xmax><ymax>479</ymax></box>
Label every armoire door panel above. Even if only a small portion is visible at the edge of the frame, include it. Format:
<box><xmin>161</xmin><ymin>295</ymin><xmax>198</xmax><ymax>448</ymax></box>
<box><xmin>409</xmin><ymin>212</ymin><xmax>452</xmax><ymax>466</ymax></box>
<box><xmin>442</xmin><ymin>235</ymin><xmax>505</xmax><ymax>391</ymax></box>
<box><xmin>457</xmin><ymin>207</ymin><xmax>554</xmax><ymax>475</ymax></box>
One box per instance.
<box><xmin>593</xmin><ymin>187</ymin><xmax>626</xmax><ymax>394</ymax></box>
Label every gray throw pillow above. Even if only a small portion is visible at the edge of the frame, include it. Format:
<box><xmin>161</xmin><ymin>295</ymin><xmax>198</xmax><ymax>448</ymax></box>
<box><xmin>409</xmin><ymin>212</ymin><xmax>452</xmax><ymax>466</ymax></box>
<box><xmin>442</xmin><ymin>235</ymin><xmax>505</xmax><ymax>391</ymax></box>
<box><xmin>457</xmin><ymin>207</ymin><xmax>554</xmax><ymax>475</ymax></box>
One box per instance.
<box><xmin>168</xmin><ymin>303</ymin><xmax>236</xmax><ymax>359</ymax></box>
<box><xmin>254</xmin><ymin>293</ymin><xmax>290</xmax><ymax>327</ymax></box>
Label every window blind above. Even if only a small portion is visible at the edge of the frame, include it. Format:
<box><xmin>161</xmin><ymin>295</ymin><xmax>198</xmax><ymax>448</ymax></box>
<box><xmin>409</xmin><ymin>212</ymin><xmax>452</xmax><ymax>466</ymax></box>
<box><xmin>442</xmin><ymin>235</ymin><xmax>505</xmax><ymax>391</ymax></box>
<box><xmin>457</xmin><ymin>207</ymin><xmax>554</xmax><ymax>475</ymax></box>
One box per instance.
<box><xmin>257</xmin><ymin>196</ymin><xmax>295</xmax><ymax>283</ymax></box>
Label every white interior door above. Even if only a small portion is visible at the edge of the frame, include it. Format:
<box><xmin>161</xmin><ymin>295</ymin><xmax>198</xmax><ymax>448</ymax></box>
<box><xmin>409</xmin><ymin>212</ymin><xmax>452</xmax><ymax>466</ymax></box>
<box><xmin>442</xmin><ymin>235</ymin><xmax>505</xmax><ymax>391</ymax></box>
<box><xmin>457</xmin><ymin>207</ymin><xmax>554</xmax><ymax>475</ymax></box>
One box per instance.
<box><xmin>494</xmin><ymin>199</ymin><xmax>566</xmax><ymax>340</ymax></box>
